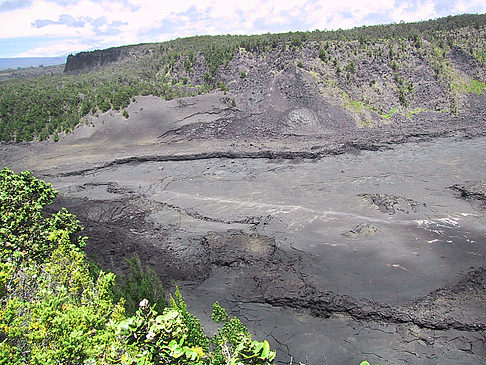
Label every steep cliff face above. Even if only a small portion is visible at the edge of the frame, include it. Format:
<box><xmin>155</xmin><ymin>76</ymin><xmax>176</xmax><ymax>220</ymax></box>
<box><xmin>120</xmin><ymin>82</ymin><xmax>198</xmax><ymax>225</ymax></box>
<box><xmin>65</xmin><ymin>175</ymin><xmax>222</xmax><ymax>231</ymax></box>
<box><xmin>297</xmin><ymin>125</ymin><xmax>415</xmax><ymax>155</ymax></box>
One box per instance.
<box><xmin>64</xmin><ymin>45</ymin><xmax>148</xmax><ymax>72</ymax></box>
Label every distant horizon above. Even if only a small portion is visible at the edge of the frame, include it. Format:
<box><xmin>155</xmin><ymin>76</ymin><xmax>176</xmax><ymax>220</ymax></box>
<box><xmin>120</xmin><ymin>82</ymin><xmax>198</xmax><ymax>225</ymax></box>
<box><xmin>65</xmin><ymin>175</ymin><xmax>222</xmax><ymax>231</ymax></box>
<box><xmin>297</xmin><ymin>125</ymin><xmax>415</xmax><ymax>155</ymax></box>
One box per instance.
<box><xmin>1</xmin><ymin>0</ymin><xmax>486</xmax><ymax>58</ymax></box>
<box><xmin>0</xmin><ymin>55</ymin><xmax>67</xmax><ymax>60</ymax></box>
<box><xmin>0</xmin><ymin>55</ymin><xmax>66</xmax><ymax>71</ymax></box>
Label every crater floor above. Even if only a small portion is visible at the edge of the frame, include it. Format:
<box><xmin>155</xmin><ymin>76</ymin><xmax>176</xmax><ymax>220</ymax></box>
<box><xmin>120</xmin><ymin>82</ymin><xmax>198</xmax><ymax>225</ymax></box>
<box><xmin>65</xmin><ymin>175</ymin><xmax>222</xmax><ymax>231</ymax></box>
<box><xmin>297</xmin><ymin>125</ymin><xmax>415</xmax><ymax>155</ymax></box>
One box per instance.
<box><xmin>1</xmin><ymin>94</ymin><xmax>485</xmax><ymax>364</ymax></box>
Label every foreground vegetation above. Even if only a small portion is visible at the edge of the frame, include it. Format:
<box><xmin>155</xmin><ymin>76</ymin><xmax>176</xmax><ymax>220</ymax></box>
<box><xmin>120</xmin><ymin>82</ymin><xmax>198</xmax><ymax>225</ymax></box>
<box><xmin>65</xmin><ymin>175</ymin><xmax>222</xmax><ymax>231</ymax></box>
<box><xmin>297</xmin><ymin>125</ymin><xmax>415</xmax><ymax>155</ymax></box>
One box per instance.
<box><xmin>0</xmin><ymin>14</ymin><xmax>485</xmax><ymax>142</ymax></box>
<box><xmin>0</xmin><ymin>167</ymin><xmax>277</xmax><ymax>364</ymax></box>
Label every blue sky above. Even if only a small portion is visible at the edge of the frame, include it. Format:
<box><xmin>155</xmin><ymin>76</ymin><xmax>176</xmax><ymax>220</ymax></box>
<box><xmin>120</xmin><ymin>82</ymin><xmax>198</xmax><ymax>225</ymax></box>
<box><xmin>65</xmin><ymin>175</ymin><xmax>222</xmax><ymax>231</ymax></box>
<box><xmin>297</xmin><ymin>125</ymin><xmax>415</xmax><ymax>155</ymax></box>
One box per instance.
<box><xmin>0</xmin><ymin>0</ymin><xmax>485</xmax><ymax>58</ymax></box>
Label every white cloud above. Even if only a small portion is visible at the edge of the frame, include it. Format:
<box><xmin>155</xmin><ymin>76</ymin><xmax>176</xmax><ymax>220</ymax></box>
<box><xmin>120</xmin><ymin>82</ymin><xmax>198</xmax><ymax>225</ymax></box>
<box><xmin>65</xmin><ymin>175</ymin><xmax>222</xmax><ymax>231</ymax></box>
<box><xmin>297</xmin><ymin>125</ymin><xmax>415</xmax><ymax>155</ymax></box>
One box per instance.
<box><xmin>305</xmin><ymin>0</ymin><xmax>395</xmax><ymax>30</ymax></box>
<box><xmin>390</xmin><ymin>1</ymin><xmax>438</xmax><ymax>23</ymax></box>
<box><xmin>454</xmin><ymin>0</ymin><xmax>486</xmax><ymax>13</ymax></box>
<box><xmin>15</xmin><ymin>38</ymin><xmax>93</xmax><ymax>57</ymax></box>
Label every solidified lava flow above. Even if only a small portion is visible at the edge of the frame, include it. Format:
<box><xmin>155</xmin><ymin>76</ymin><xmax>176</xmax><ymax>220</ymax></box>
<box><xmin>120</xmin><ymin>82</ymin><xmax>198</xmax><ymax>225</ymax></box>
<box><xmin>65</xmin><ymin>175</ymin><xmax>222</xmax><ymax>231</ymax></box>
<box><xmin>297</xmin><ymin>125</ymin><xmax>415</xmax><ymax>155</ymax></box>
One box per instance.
<box><xmin>9</xmin><ymin>132</ymin><xmax>484</xmax><ymax>364</ymax></box>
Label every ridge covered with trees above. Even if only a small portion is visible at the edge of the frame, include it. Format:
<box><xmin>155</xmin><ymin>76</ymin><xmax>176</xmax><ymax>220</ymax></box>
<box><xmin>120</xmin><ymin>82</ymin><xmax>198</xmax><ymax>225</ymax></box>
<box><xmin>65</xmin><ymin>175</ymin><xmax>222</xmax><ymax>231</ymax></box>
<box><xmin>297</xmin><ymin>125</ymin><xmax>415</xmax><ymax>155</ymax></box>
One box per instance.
<box><xmin>0</xmin><ymin>13</ymin><xmax>485</xmax><ymax>142</ymax></box>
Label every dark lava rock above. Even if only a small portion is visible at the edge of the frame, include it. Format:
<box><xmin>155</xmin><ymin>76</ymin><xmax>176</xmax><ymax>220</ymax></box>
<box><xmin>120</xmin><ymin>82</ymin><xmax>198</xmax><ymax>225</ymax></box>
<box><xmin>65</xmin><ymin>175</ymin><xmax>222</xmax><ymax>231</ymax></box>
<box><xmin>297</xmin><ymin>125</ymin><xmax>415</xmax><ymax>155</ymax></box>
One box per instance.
<box><xmin>343</xmin><ymin>223</ymin><xmax>379</xmax><ymax>237</ymax></box>
<box><xmin>360</xmin><ymin>193</ymin><xmax>426</xmax><ymax>214</ymax></box>
<box><xmin>450</xmin><ymin>180</ymin><xmax>486</xmax><ymax>211</ymax></box>
<box><xmin>64</xmin><ymin>45</ymin><xmax>135</xmax><ymax>72</ymax></box>
<box><xmin>203</xmin><ymin>231</ymin><xmax>276</xmax><ymax>267</ymax></box>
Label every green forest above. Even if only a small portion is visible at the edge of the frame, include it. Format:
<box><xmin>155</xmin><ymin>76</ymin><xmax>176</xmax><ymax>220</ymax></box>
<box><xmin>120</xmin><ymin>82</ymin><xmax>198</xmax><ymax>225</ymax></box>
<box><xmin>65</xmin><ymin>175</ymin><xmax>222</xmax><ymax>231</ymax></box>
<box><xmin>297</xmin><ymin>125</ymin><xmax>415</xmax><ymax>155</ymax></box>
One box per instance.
<box><xmin>0</xmin><ymin>167</ymin><xmax>278</xmax><ymax>364</ymax></box>
<box><xmin>0</xmin><ymin>13</ymin><xmax>485</xmax><ymax>142</ymax></box>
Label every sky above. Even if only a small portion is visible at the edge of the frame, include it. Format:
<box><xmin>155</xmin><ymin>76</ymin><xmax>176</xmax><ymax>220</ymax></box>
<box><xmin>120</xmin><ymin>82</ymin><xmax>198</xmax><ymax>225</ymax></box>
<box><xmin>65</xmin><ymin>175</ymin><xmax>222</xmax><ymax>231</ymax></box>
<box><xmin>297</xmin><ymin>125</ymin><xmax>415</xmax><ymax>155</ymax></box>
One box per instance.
<box><xmin>0</xmin><ymin>0</ymin><xmax>485</xmax><ymax>58</ymax></box>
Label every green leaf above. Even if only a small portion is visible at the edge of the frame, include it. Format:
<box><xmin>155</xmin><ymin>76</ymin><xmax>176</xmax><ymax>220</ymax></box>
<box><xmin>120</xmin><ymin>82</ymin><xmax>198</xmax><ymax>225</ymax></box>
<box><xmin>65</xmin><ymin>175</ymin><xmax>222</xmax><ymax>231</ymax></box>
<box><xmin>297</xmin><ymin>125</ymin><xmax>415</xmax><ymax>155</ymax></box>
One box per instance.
<box><xmin>168</xmin><ymin>339</ymin><xmax>178</xmax><ymax>351</ymax></box>
<box><xmin>261</xmin><ymin>340</ymin><xmax>270</xmax><ymax>358</ymax></box>
<box><xmin>172</xmin><ymin>347</ymin><xmax>184</xmax><ymax>358</ymax></box>
<box><xmin>254</xmin><ymin>341</ymin><xmax>264</xmax><ymax>353</ymax></box>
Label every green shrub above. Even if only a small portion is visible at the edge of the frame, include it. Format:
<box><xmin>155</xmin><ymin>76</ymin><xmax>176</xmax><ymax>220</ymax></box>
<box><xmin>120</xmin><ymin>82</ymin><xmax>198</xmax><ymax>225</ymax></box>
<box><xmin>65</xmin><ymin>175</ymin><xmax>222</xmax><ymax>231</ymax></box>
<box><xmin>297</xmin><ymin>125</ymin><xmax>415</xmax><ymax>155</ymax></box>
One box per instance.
<box><xmin>217</xmin><ymin>80</ymin><xmax>228</xmax><ymax>91</ymax></box>
<box><xmin>346</xmin><ymin>61</ymin><xmax>356</xmax><ymax>74</ymax></box>
<box><xmin>0</xmin><ymin>168</ymin><xmax>84</xmax><ymax>264</ymax></box>
<box><xmin>116</xmin><ymin>299</ymin><xmax>205</xmax><ymax>364</ymax></box>
<box><xmin>319</xmin><ymin>48</ymin><xmax>327</xmax><ymax>62</ymax></box>
<box><xmin>291</xmin><ymin>37</ymin><xmax>302</xmax><ymax>48</ymax></box>
<box><xmin>115</xmin><ymin>256</ymin><xmax>167</xmax><ymax>316</ymax></box>
<box><xmin>0</xmin><ymin>167</ymin><xmax>124</xmax><ymax>364</ymax></box>
<box><xmin>115</xmin><ymin>294</ymin><xmax>276</xmax><ymax>365</ymax></box>
<box><xmin>412</xmin><ymin>33</ymin><xmax>422</xmax><ymax>48</ymax></box>
<box><xmin>211</xmin><ymin>302</ymin><xmax>275</xmax><ymax>365</ymax></box>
